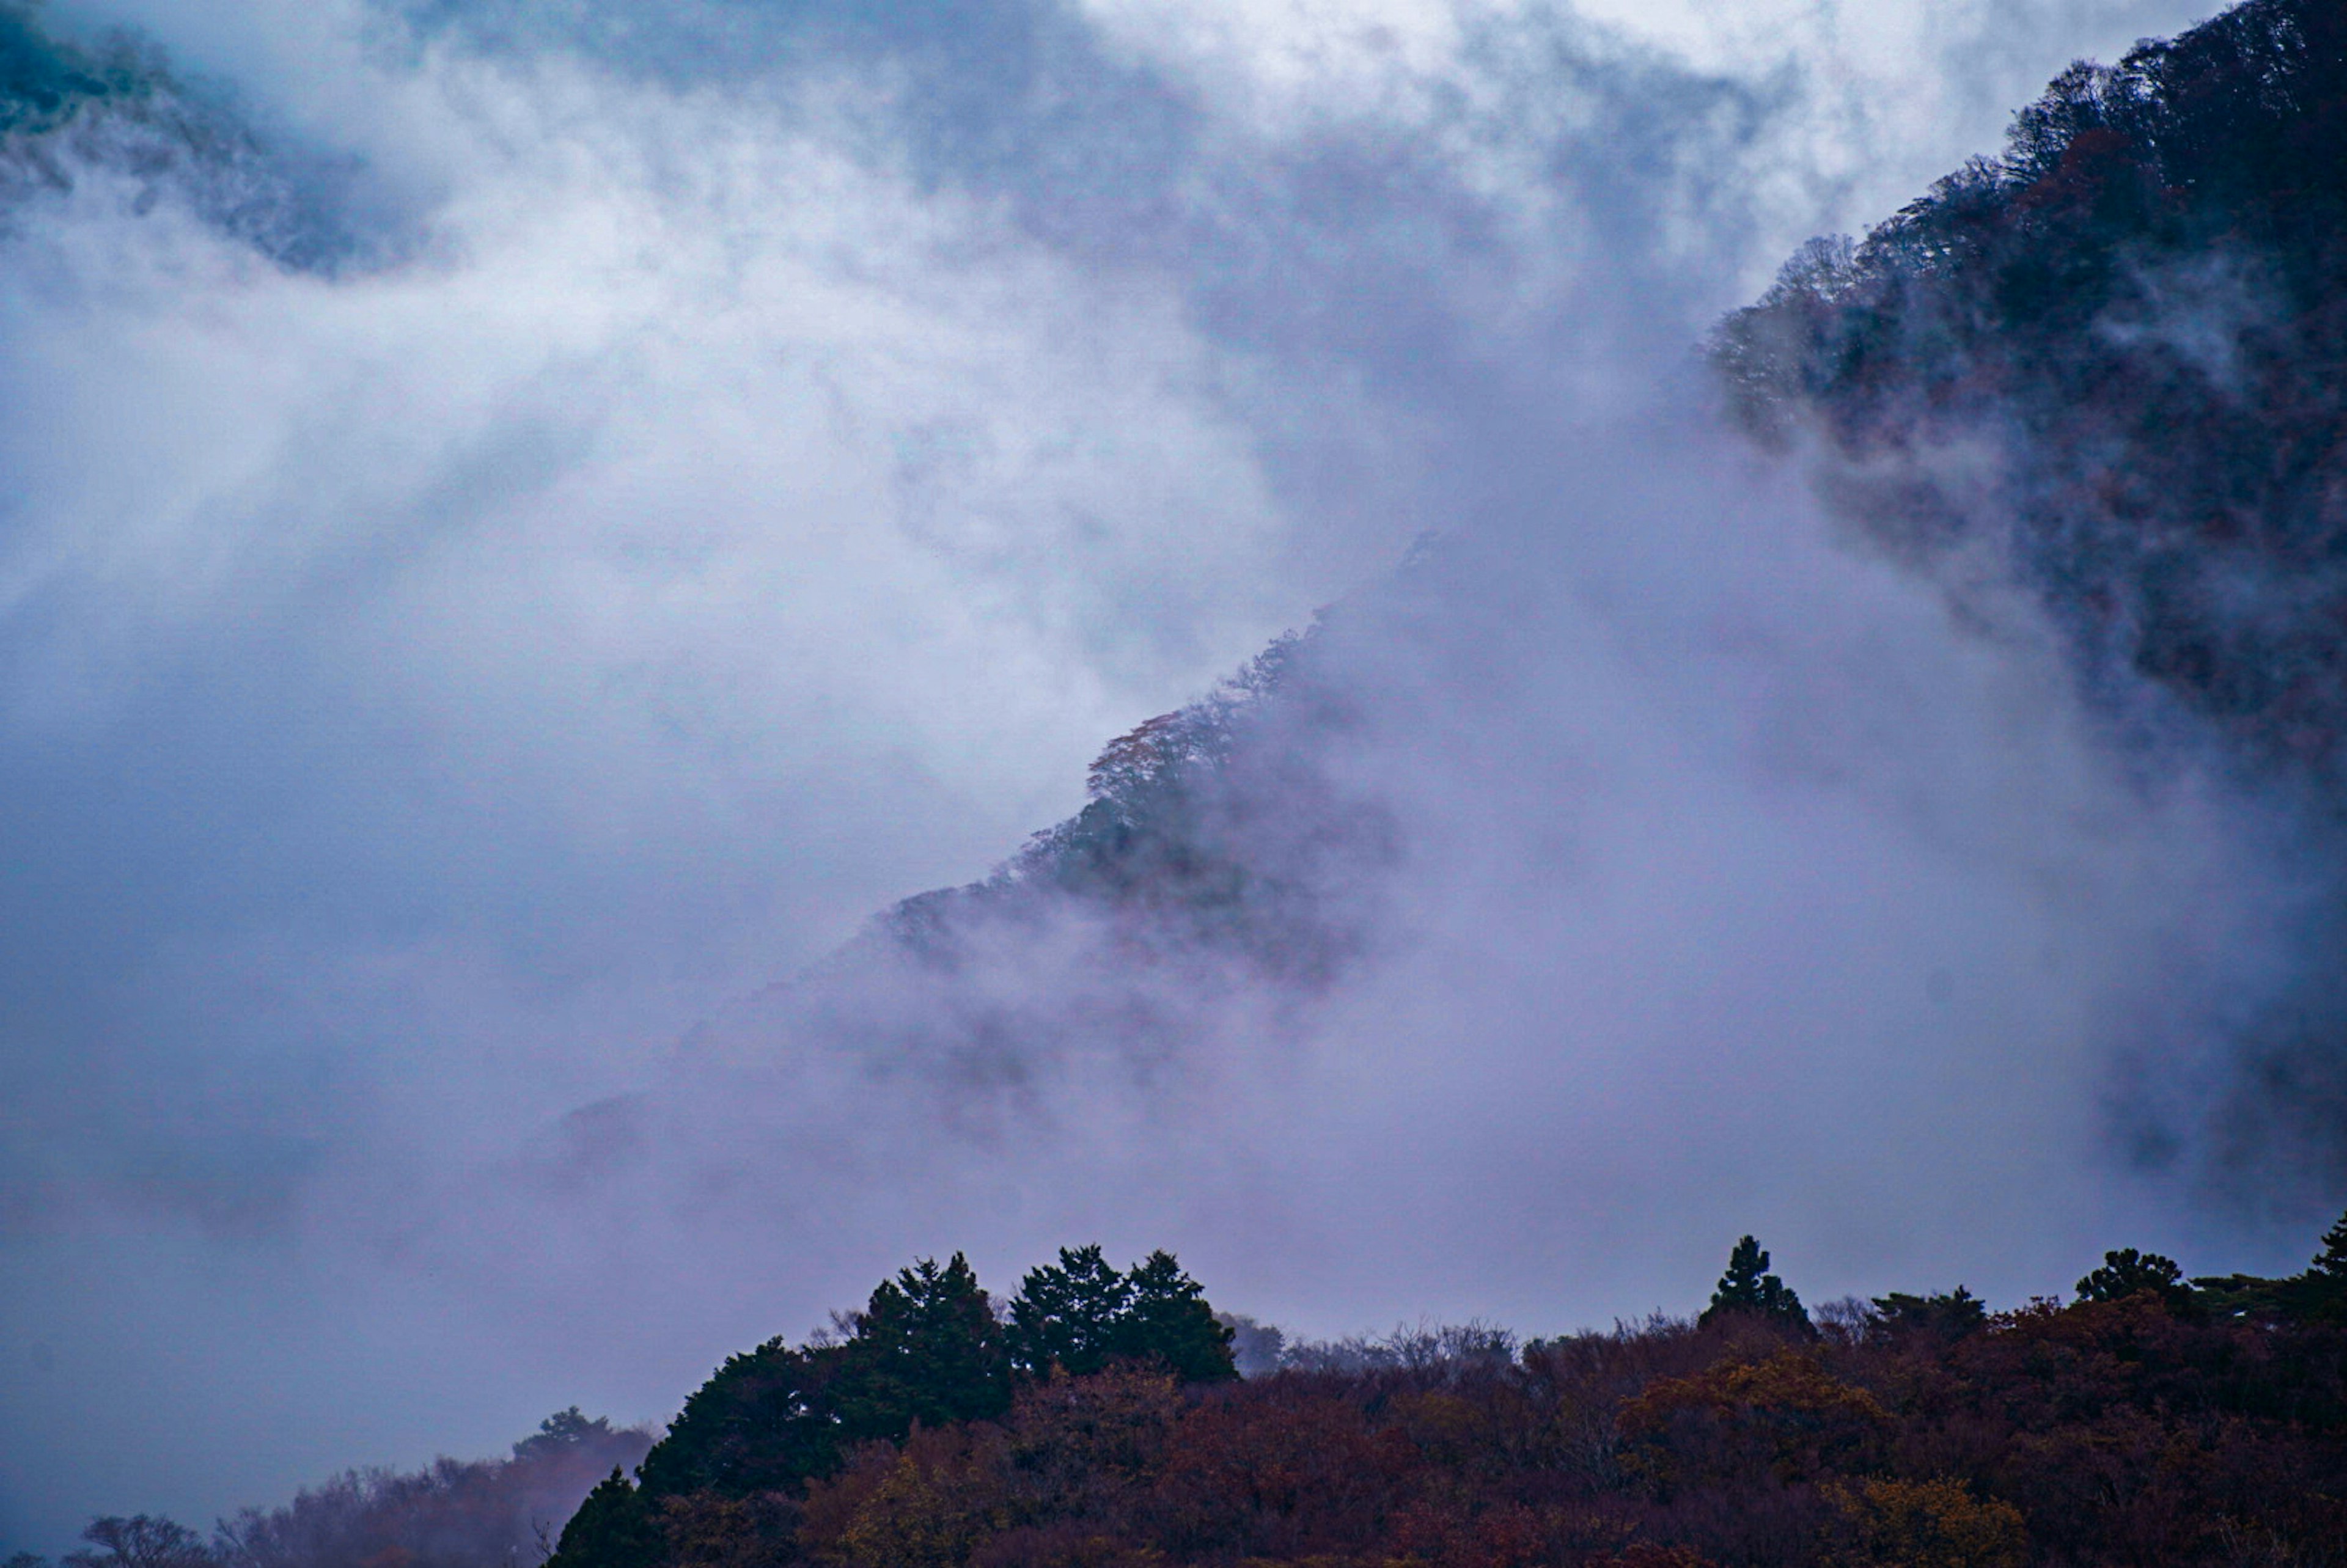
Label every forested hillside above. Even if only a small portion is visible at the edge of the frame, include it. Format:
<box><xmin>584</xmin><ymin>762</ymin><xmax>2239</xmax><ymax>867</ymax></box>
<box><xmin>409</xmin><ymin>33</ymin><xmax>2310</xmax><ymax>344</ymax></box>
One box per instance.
<box><xmin>34</xmin><ymin>1218</ymin><xmax>2347</xmax><ymax>1567</ymax></box>
<box><xmin>727</xmin><ymin>0</ymin><xmax>2347</xmax><ymax>1188</ymax></box>
<box><xmin>1710</xmin><ymin>0</ymin><xmax>2347</xmax><ymax>1195</ymax></box>
<box><xmin>20</xmin><ymin>0</ymin><xmax>2347</xmax><ymax>1561</ymax></box>
<box><xmin>1714</xmin><ymin>0</ymin><xmax>2347</xmax><ymax>788</ymax></box>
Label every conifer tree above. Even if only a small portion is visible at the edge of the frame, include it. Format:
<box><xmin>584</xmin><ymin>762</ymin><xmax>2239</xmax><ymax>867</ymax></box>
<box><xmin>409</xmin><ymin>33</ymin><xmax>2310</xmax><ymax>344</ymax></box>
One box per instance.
<box><xmin>2310</xmin><ymin>1208</ymin><xmax>2347</xmax><ymax>1280</ymax></box>
<box><xmin>1699</xmin><ymin>1236</ymin><xmax>1812</xmax><ymax>1333</ymax></box>
<box><xmin>546</xmin><ymin>1470</ymin><xmax>659</xmax><ymax>1568</ymax></box>
<box><xmin>2076</xmin><ymin>1248</ymin><xmax>2192</xmax><ymax>1308</ymax></box>
<box><xmin>835</xmin><ymin>1252</ymin><xmax>1010</xmax><ymax>1438</ymax></box>
<box><xmin>1009</xmin><ymin>1245</ymin><xmax>1134</xmax><ymax>1377</ymax></box>
<box><xmin>1118</xmin><ymin>1250</ymin><xmax>1239</xmax><ymax>1383</ymax></box>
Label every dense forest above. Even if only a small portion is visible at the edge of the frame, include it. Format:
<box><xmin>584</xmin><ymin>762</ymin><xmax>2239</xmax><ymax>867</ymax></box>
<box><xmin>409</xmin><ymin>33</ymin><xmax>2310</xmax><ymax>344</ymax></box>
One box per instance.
<box><xmin>25</xmin><ymin>1217</ymin><xmax>2347</xmax><ymax>1567</ymax></box>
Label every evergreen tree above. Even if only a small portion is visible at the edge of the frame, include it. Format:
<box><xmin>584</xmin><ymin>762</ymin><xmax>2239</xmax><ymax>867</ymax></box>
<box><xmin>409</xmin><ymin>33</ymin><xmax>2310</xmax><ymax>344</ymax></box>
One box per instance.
<box><xmin>1117</xmin><ymin>1250</ymin><xmax>1239</xmax><ymax>1383</ymax></box>
<box><xmin>1870</xmin><ymin>1287</ymin><xmax>1989</xmax><ymax>1341</ymax></box>
<box><xmin>834</xmin><ymin>1253</ymin><xmax>1010</xmax><ymax>1439</ymax></box>
<box><xmin>2310</xmin><ymin>1208</ymin><xmax>2347</xmax><ymax>1280</ymax></box>
<box><xmin>2076</xmin><ymin>1248</ymin><xmax>2193</xmax><ymax>1308</ymax></box>
<box><xmin>1009</xmin><ymin>1245</ymin><xmax>1135</xmax><ymax>1377</ymax></box>
<box><xmin>634</xmin><ymin>1338</ymin><xmax>853</xmax><ymax>1500</ymax></box>
<box><xmin>546</xmin><ymin>1471</ymin><xmax>659</xmax><ymax>1568</ymax></box>
<box><xmin>1699</xmin><ymin>1236</ymin><xmax>1812</xmax><ymax>1333</ymax></box>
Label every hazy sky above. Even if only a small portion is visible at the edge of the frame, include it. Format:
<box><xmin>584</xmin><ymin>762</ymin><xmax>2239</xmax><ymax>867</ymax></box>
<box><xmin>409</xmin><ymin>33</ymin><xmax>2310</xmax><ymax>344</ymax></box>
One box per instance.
<box><xmin>0</xmin><ymin>0</ymin><xmax>2263</xmax><ymax>1550</ymax></box>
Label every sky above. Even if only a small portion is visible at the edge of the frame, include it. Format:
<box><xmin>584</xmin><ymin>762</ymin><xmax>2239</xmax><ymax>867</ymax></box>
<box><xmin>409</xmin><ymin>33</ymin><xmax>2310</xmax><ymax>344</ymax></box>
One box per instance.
<box><xmin>0</xmin><ymin>0</ymin><xmax>2280</xmax><ymax>1550</ymax></box>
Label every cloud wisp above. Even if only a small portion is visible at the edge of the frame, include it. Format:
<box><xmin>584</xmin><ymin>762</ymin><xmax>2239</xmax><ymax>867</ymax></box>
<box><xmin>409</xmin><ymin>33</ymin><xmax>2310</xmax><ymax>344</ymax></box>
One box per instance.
<box><xmin>0</xmin><ymin>0</ymin><xmax>2247</xmax><ymax>1550</ymax></box>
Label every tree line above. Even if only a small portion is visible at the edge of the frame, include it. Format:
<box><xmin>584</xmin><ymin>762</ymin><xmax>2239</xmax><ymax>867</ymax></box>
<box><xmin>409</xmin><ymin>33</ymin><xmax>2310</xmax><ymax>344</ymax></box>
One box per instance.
<box><xmin>31</xmin><ymin>1214</ymin><xmax>2347</xmax><ymax>1567</ymax></box>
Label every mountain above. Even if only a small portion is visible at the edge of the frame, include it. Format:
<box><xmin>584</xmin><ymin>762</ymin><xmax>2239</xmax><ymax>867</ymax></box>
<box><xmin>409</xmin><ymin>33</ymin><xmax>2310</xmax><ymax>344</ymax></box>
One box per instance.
<box><xmin>1711</xmin><ymin>0</ymin><xmax>2347</xmax><ymax>1196</ymax></box>
<box><xmin>702</xmin><ymin>0</ymin><xmax>2347</xmax><ymax>1202</ymax></box>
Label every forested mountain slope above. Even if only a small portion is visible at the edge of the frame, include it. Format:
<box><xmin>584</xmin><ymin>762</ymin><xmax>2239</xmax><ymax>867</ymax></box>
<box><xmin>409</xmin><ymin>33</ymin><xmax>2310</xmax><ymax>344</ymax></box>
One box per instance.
<box><xmin>1715</xmin><ymin>0</ymin><xmax>2347</xmax><ymax>785</ymax></box>
<box><xmin>1711</xmin><ymin>0</ymin><xmax>2347</xmax><ymax>1191</ymax></box>
<box><xmin>724</xmin><ymin>0</ymin><xmax>2347</xmax><ymax>1194</ymax></box>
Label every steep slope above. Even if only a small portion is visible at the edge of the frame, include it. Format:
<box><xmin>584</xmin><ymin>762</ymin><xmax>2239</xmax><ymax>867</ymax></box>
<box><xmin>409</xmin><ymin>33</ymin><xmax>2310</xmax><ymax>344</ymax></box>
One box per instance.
<box><xmin>1711</xmin><ymin>0</ymin><xmax>2347</xmax><ymax>1193</ymax></box>
<box><xmin>1714</xmin><ymin>0</ymin><xmax>2347</xmax><ymax>788</ymax></box>
<box><xmin>729</xmin><ymin>0</ymin><xmax>2347</xmax><ymax>1195</ymax></box>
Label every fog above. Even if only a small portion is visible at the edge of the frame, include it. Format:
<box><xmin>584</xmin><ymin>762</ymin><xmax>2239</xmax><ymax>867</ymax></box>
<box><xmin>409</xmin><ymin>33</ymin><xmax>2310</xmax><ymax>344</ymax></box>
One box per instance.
<box><xmin>0</xmin><ymin>0</ymin><xmax>2272</xmax><ymax>1551</ymax></box>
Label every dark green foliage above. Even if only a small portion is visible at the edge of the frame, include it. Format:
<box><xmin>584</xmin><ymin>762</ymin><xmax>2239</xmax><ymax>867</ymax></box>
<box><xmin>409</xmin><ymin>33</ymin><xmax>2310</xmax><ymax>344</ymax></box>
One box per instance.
<box><xmin>1870</xmin><ymin>1286</ymin><xmax>1989</xmax><ymax>1340</ymax></box>
<box><xmin>1008</xmin><ymin>1245</ymin><xmax>1238</xmax><ymax>1383</ymax></box>
<box><xmin>636</xmin><ymin>1246</ymin><xmax>1229</xmax><ymax>1520</ymax></box>
<box><xmin>1116</xmin><ymin>1250</ymin><xmax>1240</xmax><ymax>1383</ymax></box>
<box><xmin>1008</xmin><ymin>1244</ymin><xmax>1134</xmax><ymax>1376</ymax></box>
<box><xmin>514</xmin><ymin>1405</ymin><xmax>622</xmax><ymax>1461</ymax></box>
<box><xmin>830</xmin><ymin>1252</ymin><xmax>1011</xmax><ymax>1441</ymax></box>
<box><xmin>633</xmin><ymin>1338</ymin><xmax>850</xmax><ymax>1500</ymax></box>
<box><xmin>2076</xmin><ymin>1247</ymin><xmax>2194</xmax><ymax>1308</ymax></box>
<box><xmin>2200</xmin><ymin>1206</ymin><xmax>2347</xmax><ymax>1321</ymax></box>
<box><xmin>1699</xmin><ymin>1235</ymin><xmax>1812</xmax><ymax>1334</ymax></box>
<box><xmin>2312</xmin><ymin>1206</ymin><xmax>2347</xmax><ymax>1279</ymax></box>
<box><xmin>546</xmin><ymin>1470</ymin><xmax>660</xmax><ymax>1568</ymax></box>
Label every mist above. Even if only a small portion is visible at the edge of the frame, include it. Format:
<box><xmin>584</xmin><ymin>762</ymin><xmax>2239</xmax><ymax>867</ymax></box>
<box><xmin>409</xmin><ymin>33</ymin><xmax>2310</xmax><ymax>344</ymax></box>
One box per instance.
<box><xmin>0</xmin><ymin>0</ymin><xmax>2279</xmax><ymax>1552</ymax></box>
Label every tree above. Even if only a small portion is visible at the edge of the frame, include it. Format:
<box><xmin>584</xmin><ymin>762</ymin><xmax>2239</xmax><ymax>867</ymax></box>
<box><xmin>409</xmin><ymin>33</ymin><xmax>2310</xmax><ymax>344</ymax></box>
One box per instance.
<box><xmin>1699</xmin><ymin>1236</ymin><xmax>1812</xmax><ymax>1333</ymax></box>
<box><xmin>1117</xmin><ymin>1250</ymin><xmax>1238</xmax><ymax>1383</ymax></box>
<box><xmin>834</xmin><ymin>1253</ymin><xmax>1011</xmax><ymax>1440</ymax></box>
<box><xmin>1009</xmin><ymin>1247</ymin><xmax>1237</xmax><ymax>1383</ymax></box>
<box><xmin>2308</xmin><ymin>1208</ymin><xmax>2347</xmax><ymax>1280</ymax></box>
<box><xmin>514</xmin><ymin>1406</ymin><xmax>620</xmax><ymax>1462</ymax></box>
<box><xmin>62</xmin><ymin>1519</ymin><xmax>213</xmax><ymax>1568</ymax></box>
<box><xmin>635</xmin><ymin>1337</ymin><xmax>854</xmax><ymax>1500</ymax></box>
<box><xmin>1870</xmin><ymin>1288</ymin><xmax>1989</xmax><ymax>1341</ymax></box>
<box><xmin>636</xmin><ymin>1255</ymin><xmax>1010</xmax><ymax>1506</ymax></box>
<box><xmin>2074</xmin><ymin>1248</ymin><xmax>2192</xmax><ymax>1307</ymax></box>
<box><xmin>546</xmin><ymin>1470</ymin><xmax>660</xmax><ymax>1568</ymax></box>
<box><xmin>1009</xmin><ymin>1245</ymin><xmax>1135</xmax><ymax>1377</ymax></box>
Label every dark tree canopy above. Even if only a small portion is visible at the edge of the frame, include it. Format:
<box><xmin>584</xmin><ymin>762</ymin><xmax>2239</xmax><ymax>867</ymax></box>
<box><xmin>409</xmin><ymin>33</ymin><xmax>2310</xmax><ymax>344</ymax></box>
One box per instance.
<box><xmin>1870</xmin><ymin>1286</ymin><xmax>1990</xmax><ymax>1341</ymax></box>
<box><xmin>548</xmin><ymin>1471</ymin><xmax>660</xmax><ymax>1568</ymax></box>
<box><xmin>556</xmin><ymin>1244</ymin><xmax>1232</xmax><ymax>1568</ymax></box>
<box><xmin>2076</xmin><ymin>1247</ymin><xmax>2193</xmax><ymax>1307</ymax></box>
<box><xmin>1008</xmin><ymin>1245</ymin><xmax>1238</xmax><ymax>1383</ymax></box>
<box><xmin>1699</xmin><ymin>1235</ymin><xmax>1813</xmax><ymax>1333</ymax></box>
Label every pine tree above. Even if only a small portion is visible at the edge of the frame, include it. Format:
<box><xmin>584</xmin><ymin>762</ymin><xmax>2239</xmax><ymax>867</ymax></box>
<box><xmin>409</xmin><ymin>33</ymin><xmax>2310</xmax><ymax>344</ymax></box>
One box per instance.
<box><xmin>836</xmin><ymin>1252</ymin><xmax>1010</xmax><ymax>1438</ymax></box>
<box><xmin>2309</xmin><ymin>1209</ymin><xmax>2347</xmax><ymax>1280</ymax></box>
<box><xmin>1699</xmin><ymin>1236</ymin><xmax>1812</xmax><ymax>1333</ymax></box>
<box><xmin>2076</xmin><ymin>1248</ymin><xmax>2192</xmax><ymax>1308</ymax></box>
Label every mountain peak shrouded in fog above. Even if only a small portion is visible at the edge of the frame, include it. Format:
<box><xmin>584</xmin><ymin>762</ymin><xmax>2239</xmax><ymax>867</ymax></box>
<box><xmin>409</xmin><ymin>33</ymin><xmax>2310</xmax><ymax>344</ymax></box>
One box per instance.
<box><xmin>0</xmin><ymin>0</ymin><xmax>2318</xmax><ymax>1552</ymax></box>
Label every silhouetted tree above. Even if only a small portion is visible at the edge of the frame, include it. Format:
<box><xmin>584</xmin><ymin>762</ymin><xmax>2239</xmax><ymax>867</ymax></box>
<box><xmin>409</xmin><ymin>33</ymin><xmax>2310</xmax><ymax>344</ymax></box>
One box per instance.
<box><xmin>2310</xmin><ymin>1207</ymin><xmax>2347</xmax><ymax>1280</ymax></box>
<box><xmin>1117</xmin><ymin>1250</ymin><xmax>1238</xmax><ymax>1383</ymax></box>
<box><xmin>1699</xmin><ymin>1236</ymin><xmax>1812</xmax><ymax>1333</ymax></box>
<box><xmin>1010</xmin><ymin>1244</ymin><xmax>1134</xmax><ymax>1377</ymax></box>
<box><xmin>1870</xmin><ymin>1287</ymin><xmax>1989</xmax><ymax>1341</ymax></box>
<box><xmin>62</xmin><ymin>1519</ymin><xmax>212</xmax><ymax>1568</ymax></box>
<box><xmin>545</xmin><ymin>1471</ymin><xmax>658</xmax><ymax>1568</ymax></box>
<box><xmin>832</xmin><ymin>1252</ymin><xmax>1010</xmax><ymax>1440</ymax></box>
<box><xmin>2076</xmin><ymin>1247</ymin><xmax>2192</xmax><ymax>1306</ymax></box>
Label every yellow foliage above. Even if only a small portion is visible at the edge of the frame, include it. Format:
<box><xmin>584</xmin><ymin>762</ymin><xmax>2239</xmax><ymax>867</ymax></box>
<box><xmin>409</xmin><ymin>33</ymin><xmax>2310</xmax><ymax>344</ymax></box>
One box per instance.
<box><xmin>1826</xmin><ymin>1476</ymin><xmax>2027</xmax><ymax>1568</ymax></box>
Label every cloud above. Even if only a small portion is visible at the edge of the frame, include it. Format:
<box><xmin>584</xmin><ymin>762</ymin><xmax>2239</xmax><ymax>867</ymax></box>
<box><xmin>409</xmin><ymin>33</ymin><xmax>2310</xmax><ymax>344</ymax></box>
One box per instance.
<box><xmin>0</xmin><ymin>0</ymin><xmax>2239</xmax><ymax>1550</ymax></box>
